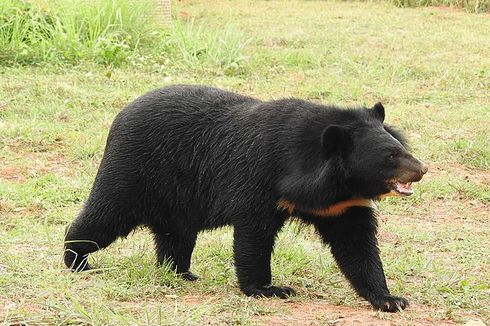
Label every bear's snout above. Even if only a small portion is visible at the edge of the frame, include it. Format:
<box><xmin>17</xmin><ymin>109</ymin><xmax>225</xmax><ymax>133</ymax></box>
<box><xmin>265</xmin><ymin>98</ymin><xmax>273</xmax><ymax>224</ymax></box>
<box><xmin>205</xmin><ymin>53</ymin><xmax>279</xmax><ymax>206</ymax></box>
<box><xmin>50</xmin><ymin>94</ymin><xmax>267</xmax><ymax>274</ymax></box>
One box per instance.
<box><xmin>398</xmin><ymin>155</ymin><xmax>428</xmax><ymax>183</ymax></box>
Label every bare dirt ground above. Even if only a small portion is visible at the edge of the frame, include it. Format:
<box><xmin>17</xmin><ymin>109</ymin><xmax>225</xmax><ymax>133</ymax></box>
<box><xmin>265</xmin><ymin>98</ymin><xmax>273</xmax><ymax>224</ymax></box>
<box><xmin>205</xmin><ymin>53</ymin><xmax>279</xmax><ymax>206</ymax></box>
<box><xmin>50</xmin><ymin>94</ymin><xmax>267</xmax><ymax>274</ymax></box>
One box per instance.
<box><xmin>260</xmin><ymin>302</ymin><xmax>454</xmax><ymax>326</ymax></box>
<box><xmin>176</xmin><ymin>294</ymin><xmax>465</xmax><ymax>326</ymax></box>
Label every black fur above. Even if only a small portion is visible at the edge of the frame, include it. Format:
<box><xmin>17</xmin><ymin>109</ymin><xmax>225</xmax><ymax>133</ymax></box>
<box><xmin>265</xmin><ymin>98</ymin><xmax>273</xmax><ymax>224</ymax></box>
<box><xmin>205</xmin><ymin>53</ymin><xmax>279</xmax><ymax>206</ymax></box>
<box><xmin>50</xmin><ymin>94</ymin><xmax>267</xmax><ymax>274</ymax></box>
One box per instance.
<box><xmin>64</xmin><ymin>85</ymin><xmax>426</xmax><ymax>312</ymax></box>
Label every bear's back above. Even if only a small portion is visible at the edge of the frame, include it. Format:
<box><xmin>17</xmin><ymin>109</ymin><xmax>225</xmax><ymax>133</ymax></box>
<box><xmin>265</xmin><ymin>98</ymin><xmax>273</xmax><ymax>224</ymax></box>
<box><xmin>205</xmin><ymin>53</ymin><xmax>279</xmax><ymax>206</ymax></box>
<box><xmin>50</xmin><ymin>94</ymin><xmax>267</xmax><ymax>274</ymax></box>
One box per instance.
<box><xmin>99</xmin><ymin>85</ymin><xmax>274</xmax><ymax>221</ymax></box>
<box><xmin>125</xmin><ymin>85</ymin><xmax>260</xmax><ymax>120</ymax></box>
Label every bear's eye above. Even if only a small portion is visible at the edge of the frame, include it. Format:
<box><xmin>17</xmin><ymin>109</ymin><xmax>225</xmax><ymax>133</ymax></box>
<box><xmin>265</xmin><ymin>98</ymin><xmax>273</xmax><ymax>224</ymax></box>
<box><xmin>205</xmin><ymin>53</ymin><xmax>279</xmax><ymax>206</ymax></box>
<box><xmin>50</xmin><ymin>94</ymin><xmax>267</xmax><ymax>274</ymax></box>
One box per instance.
<box><xmin>388</xmin><ymin>153</ymin><xmax>397</xmax><ymax>159</ymax></box>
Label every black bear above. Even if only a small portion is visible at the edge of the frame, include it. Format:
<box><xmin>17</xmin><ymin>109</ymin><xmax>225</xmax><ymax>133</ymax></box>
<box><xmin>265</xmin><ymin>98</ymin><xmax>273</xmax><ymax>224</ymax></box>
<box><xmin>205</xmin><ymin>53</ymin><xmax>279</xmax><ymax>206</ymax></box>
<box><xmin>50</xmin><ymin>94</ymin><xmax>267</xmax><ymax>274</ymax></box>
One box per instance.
<box><xmin>64</xmin><ymin>85</ymin><xmax>427</xmax><ymax>312</ymax></box>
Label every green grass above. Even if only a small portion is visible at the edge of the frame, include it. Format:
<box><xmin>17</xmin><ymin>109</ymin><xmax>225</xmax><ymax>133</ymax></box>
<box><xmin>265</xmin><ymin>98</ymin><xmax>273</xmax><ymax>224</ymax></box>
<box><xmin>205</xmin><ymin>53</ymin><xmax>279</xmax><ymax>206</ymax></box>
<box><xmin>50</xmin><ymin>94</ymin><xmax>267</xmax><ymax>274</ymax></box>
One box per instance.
<box><xmin>1</xmin><ymin>0</ymin><xmax>490</xmax><ymax>325</ymax></box>
<box><xmin>391</xmin><ymin>0</ymin><xmax>490</xmax><ymax>13</ymax></box>
<box><xmin>0</xmin><ymin>0</ymin><xmax>248</xmax><ymax>71</ymax></box>
<box><xmin>0</xmin><ymin>0</ymin><xmax>154</xmax><ymax>65</ymax></box>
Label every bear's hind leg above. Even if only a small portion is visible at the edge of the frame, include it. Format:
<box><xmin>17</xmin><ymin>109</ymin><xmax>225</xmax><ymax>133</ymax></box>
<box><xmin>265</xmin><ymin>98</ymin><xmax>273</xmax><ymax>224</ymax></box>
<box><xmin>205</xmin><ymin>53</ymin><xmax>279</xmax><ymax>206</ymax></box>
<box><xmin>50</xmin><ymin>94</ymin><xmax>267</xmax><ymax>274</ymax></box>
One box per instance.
<box><xmin>64</xmin><ymin>207</ymin><xmax>138</xmax><ymax>272</ymax></box>
<box><xmin>152</xmin><ymin>228</ymin><xmax>198</xmax><ymax>281</ymax></box>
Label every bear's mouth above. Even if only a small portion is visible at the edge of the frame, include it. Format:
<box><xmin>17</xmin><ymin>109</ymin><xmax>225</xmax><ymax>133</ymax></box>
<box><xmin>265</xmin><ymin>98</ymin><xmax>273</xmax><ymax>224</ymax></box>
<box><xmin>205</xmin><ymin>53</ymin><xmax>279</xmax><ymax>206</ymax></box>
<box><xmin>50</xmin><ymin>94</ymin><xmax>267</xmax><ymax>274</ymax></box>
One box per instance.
<box><xmin>389</xmin><ymin>180</ymin><xmax>413</xmax><ymax>196</ymax></box>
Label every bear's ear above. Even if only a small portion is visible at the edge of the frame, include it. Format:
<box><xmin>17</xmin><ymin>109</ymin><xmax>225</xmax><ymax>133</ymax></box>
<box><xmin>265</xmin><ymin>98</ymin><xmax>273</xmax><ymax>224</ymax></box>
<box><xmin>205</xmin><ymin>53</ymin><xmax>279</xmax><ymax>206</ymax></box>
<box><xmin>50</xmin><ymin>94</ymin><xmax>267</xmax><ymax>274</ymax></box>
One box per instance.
<box><xmin>321</xmin><ymin>125</ymin><xmax>351</xmax><ymax>156</ymax></box>
<box><xmin>371</xmin><ymin>102</ymin><xmax>385</xmax><ymax>122</ymax></box>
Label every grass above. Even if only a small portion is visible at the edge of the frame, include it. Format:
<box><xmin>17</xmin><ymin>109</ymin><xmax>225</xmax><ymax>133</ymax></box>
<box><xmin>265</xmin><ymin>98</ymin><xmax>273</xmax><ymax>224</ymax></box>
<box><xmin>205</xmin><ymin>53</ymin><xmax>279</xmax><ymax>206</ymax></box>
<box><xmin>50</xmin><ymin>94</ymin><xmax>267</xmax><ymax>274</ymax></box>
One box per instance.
<box><xmin>0</xmin><ymin>0</ymin><xmax>153</xmax><ymax>66</ymax></box>
<box><xmin>391</xmin><ymin>0</ymin><xmax>490</xmax><ymax>13</ymax></box>
<box><xmin>0</xmin><ymin>0</ymin><xmax>248</xmax><ymax>71</ymax></box>
<box><xmin>1</xmin><ymin>0</ymin><xmax>489</xmax><ymax>325</ymax></box>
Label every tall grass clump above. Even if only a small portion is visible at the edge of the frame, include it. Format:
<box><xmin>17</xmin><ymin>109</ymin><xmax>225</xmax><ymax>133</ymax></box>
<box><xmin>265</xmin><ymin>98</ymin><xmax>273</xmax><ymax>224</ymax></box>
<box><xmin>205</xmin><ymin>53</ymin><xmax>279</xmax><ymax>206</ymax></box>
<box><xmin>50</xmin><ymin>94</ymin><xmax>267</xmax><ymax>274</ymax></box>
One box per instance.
<box><xmin>0</xmin><ymin>0</ymin><xmax>157</xmax><ymax>66</ymax></box>
<box><xmin>392</xmin><ymin>0</ymin><xmax>490</xmax><ymax>13</ymax></box>
<box><xmin>0</xmin><ymin>1</ymin><xmax>250</xmax><ymax>73</ymax></box>
<box><xmin>167</xmin><ymin>20</ymin><xmax>249</xmax><ymax>76</ymax></box>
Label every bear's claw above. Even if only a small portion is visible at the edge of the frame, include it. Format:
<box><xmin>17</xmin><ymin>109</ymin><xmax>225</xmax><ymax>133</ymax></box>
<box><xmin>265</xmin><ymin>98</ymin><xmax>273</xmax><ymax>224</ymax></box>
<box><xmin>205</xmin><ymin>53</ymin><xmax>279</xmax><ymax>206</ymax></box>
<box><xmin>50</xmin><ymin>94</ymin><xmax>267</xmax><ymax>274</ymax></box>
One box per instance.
<box><xmin>179</xmin><ymin>271</ymin><xmax>199</xmax><ymax>281</ymax></box>
<box><xmin>244</xmin><ymin>285</ymin><xmax>296</xmax><ymax>299</ymax></box>
<box><xmin>371</xmin><ymin>294</ymin><xmax>409</xmax><ymax>312</ymax></box>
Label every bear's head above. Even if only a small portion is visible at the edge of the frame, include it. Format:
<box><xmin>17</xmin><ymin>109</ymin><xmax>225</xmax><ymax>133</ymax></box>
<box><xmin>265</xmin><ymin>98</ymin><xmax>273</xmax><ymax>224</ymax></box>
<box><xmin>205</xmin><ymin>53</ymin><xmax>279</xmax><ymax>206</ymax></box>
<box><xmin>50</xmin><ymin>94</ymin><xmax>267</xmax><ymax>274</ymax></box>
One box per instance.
<box><xmin>322</xmin><ymin>102</ymin><xmax>428</xmax><ymax>200</ymax></box>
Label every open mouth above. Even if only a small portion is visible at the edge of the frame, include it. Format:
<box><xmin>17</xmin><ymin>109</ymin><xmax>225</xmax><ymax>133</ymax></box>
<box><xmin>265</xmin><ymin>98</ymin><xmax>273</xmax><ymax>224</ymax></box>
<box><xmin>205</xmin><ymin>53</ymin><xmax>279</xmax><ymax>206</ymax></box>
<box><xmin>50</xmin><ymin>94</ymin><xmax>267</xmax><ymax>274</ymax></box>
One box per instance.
<box><xmin>391</xmin><ymin>180</ymin><xmax>413</xmax><ymax>196</ymax></box>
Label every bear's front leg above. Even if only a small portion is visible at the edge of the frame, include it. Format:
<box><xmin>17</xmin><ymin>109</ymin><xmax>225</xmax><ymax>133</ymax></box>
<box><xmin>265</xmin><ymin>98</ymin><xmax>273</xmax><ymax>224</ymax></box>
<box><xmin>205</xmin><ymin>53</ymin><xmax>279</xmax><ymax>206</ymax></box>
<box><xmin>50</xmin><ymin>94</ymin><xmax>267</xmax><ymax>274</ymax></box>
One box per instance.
<box><xmin>314</xmin><ymin>207</ymin><xmax>408</xmax><ymax>312</ymax></box>
<box><xmin>233</xmin><ymin>221</ymin><xmax>295</xmax><ymax>298</ymax></box>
